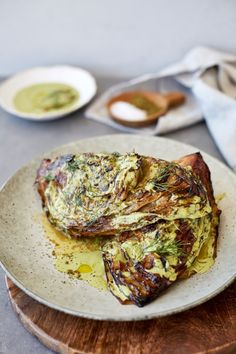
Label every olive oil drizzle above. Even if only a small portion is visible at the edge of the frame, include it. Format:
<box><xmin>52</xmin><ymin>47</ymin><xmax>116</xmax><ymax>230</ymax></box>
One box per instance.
<box><xmin>41</xmin><ymin>215</ymin><xmax>107</xmax><ymax>291</ymax></box>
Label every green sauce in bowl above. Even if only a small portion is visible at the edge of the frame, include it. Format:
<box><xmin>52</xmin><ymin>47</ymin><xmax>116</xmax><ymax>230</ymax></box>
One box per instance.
<box><xmin>14</xmin><ymin>83</ymin><xmax>79</xmax><ymax>114</ymax></box>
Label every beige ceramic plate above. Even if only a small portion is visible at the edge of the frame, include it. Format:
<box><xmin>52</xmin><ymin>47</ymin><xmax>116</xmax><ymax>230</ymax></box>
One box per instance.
<box><xmin>0</xmin><ymin>135</ymin><xmax>236</xmax><ymax>321</ymax></box>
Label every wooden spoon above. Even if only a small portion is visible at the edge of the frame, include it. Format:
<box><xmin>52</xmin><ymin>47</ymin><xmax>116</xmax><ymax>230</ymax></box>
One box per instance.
<box><xmin>107</xmin><ymin>91</ymin><xmax>186</xmax><ymax>127</ymax></box>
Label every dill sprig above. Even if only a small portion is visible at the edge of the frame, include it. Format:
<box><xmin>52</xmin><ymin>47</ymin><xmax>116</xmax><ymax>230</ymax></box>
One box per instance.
<box><xmin>144</xmin><ymin>238</ymin><xmax>185</xmax><ymax>257</ymax></box>
<box><xmin>152</xmin><ymin>163</ymin><xmax>175</xmax><ymax>192</ymax></box>
<box><xmin>67</xmin><ymin>159</ymin><xmax>80</xmax><ymax>172</ymax></box>
<box><xmin>152</xmin><ymin>181</ymin><xmax>169</xmax><ymax>192</ymax></box>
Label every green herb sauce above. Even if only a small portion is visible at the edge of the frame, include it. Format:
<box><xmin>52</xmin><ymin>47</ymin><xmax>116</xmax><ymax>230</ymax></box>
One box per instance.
<box><xmin>14</xmin><ymin>83</ymin><xmax>79</xmax><ymax>114</ymax></box>
<box><xmin>130</xmin><ymin>95</ymin><xmax>160</xmax><ymax>115</ymax></box>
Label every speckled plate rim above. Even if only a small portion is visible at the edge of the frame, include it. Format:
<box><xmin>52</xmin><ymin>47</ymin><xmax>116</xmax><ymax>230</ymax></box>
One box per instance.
<box><xmin>0</xmin><ymin>134</ymin><xmax>236</xmax><ymax>321</ymax></box>
<box><xmin>2</xmin><ymin>262</ymin><xmax>236</xmax><ymax>322</ymax></box>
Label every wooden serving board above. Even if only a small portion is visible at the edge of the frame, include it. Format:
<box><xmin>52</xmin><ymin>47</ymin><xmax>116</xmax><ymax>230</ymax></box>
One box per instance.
<box><xmin>6</xmin><ymin>276</ymin><xmax>236</xmax><ymax>354</ymax></box>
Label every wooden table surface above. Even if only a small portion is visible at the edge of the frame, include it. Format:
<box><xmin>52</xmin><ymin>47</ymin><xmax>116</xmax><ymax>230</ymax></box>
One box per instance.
<box><xmin>6</xmin><ymin>277</ymin><xmax>236</xmax><ymax>354</ymax></box>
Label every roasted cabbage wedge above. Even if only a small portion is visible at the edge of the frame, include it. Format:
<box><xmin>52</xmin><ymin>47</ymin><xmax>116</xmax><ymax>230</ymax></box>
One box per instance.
<box><xmin>36</xmin><ymin>152</ymin><xmax>220</xmax><ymax>307</ymax></box>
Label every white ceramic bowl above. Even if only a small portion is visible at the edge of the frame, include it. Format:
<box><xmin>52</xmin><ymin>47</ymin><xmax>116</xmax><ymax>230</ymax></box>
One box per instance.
<box><xmin>0</xmin><ymin>66</ymin><xmax>97</xmax><ymax>121</ymax></box>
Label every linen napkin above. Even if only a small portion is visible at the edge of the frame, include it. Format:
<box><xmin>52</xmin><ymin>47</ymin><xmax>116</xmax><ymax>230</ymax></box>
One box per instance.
<box><xmin>85</xmin><ymin>47</ymin><xmax>236</xmax><ymax>171</ymax></box>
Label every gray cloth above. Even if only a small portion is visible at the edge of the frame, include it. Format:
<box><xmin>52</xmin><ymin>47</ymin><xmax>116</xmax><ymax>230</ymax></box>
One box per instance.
<box><xmin>86</xmin><ymin>47</ymin><xmax>236</xmax><ymax>171</ymax></box>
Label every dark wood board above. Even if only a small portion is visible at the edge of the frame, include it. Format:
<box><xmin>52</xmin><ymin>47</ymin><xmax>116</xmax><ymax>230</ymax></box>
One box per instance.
<box><xmin>5</xmin><ymin>276</ymin><xmax>236</xmax><ymax>354</ymax></box>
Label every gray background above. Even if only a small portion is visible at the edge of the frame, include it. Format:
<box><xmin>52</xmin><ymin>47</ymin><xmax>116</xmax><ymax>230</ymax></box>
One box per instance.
<box><xmin>1</xmin><ymin>0</ymin><xmax>236</xmax><ymax>77</ymax></box>
<box><xmin>0</xmin><ymin>1</ymin><xmax>234</xmax><ymax>353</ymax></box>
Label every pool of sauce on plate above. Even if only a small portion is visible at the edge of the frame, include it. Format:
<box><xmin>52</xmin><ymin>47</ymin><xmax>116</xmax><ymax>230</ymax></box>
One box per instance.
<box><xmin>14</xmin><ymin>83</ymin><xmax>79</xmax><ymax>114</ymax></box>
<box><xmin>41</xmin><ymin>215</ymin><xmax>107</xmax><ymax>291</ymax></box>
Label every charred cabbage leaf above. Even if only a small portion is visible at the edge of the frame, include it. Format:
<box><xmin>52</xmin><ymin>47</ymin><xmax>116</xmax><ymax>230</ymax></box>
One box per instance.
<box><xmin>36</xmin><ymin>152</ymin><xmax>220</xmax><ymax>307</ymax></box>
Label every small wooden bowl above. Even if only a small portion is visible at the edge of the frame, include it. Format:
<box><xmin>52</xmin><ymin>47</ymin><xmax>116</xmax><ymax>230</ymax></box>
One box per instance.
<box><xmin>107</xmin><ymin>91</ymin><xmax>186</xmax><ymax>127</ymax></box>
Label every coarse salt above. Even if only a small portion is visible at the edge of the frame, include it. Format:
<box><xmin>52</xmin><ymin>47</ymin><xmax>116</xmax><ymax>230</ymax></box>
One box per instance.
<box><xmin>110</xmin><ymin>101</ymin><xmax>147</xmax><ymax>121</ymax></box>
